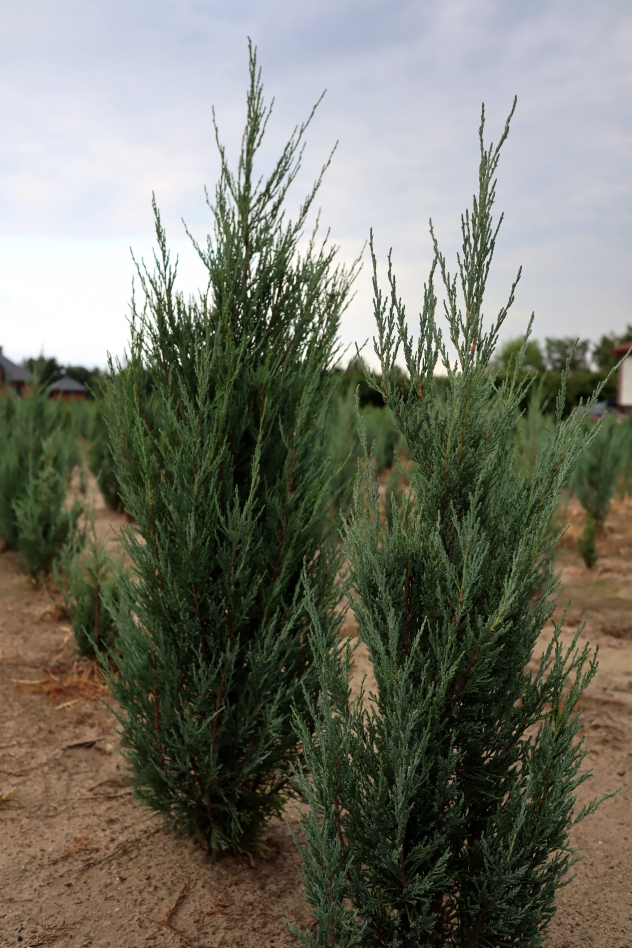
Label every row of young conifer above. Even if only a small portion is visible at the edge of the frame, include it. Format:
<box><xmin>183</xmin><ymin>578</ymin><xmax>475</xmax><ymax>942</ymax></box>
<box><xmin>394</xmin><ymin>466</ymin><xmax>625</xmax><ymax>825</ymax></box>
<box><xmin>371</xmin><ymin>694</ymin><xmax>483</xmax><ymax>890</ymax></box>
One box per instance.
<box><xmin>0</xmin><ymin>391</ymin><xmax>121</xmax><ymax>651</ymax></box>
<box><xmin>1</xmin><ymin>348</ymin><xmax>627</xmax><ymax>657</ymax></box>
<box><xmin>0</xmin><ymin>354</ymin><xmax>404</xmax><ymax>660</ymax></box>
<box><xmin>91</xmin><ymin>48</ymin><xmax>622</xmax><ymax>947</ymax></box>
<box><xmin>1</xmin><ymin>344</ymin><xmax>627</xmax><ymax>578</ymax></box>
<box><xmin>1</xmin><ymin>46</ymin><xmax>631</xmax><ymax>946</ymax></box>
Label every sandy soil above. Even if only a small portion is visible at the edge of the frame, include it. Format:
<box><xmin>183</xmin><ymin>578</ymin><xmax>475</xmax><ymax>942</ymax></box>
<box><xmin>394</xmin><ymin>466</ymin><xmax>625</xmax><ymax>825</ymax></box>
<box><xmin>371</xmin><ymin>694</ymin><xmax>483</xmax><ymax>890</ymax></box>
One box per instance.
<box><xmin>1</xmin><ymin>494</ymin><xmax>631</xmax><ymax>947</ymax></box>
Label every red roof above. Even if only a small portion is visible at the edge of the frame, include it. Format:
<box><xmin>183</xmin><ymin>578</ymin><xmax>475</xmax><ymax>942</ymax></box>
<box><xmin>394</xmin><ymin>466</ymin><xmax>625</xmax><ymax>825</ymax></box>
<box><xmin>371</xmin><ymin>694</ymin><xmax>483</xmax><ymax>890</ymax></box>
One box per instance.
<box><xmin>613</xmin><ymin>340</ymin><xmax>632</xmax><ymax>358</ymax></box>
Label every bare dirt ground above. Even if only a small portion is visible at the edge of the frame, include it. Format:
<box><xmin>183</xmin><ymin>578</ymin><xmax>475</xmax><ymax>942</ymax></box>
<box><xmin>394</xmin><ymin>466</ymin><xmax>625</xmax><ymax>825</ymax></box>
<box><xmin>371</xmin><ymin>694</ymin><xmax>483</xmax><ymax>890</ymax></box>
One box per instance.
<box><xmin>1</xmin><ymin>493</ymin><xmax>631</xmax><ymax>947</ymax></box>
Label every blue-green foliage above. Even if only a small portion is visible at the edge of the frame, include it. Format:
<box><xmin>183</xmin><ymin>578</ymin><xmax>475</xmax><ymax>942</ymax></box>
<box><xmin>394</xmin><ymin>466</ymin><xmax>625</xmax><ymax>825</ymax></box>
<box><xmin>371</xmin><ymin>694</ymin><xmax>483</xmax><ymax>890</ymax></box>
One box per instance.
<box><xmin>577</xmin><ymin>514</ymin><xmax>598</xmax><ymax>569</ymax></box>
<box><xmin>515</xmin><ymin>377</ymin><xmax>552</xmax><ymax>477</ymax></box>
<box><xmin>87</xmin><ymin>400</ymin><xmax>125</xmax><ymax>511</ymax></box>
<box><xmin>98</xmin><ymin>46</ymin><xmax>357</xmax><ymax>853</ymax></box>
<box><xmin>0</xmin><ymin>389</ymin><xmax>79</xmax><ymax>551</ymax></box>
<box><xmin>54</xmin><ymin>513</ymin><xmax>121</xmax><ymax>655</ymax></box>
<box><xmin>13</xmin><ymin>437</ymin><xmax>82</xmax><ymax>578</ymax></box>
<box><xmin>330</xmin><ymin>385</ymin><xmax>402</xmax><ymax>508</ymax></box>
<box><xmin>572</xmin><ymin>415</ymin><xmax>625</xmax><ymax>527</ymax></box>
<box><xmin>294</xmin><ymin>102</ymin><xmax>608</xmax><ymax>947</ymax></box>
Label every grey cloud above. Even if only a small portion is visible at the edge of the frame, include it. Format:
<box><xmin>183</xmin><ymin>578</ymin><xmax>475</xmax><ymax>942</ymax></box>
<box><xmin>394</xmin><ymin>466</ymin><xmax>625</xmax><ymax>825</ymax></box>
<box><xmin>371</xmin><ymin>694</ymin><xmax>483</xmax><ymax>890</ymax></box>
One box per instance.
<box><xmin>0</xmin><ymin>0</ymin><xmax>630</xmax><ymax>364</ymax></box>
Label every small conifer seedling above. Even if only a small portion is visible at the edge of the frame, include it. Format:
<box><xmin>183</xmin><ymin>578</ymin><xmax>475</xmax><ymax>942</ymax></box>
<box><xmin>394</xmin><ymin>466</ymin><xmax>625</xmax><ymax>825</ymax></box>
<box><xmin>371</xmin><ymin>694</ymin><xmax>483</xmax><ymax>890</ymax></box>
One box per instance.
<box><xmin>0</xmin><ymin>389</ymin><xmax>79</xmax><ymax>550</ymax></box>
<box><xmin>294</xmin><ymin>102</ymin><xmax>608</xmax><ymax>947</ymax></box>
<box><xmin>54</xmin><ymin>512</ymin><xmax>120</xmax><ymax>656</ymax></box>
<box><xmin>100</xmin><ymin>45</ymin><xmax>356</xmax><ymax>853</ymax></box>
<box><xmin>88</xmin><ymin>403</ymin><xmax>125</xmax><ymax>512</ymax></box>
<box><xmin>573</xmin><ymin>415</ymin><xmax>624</xmax><ymax>530</ymax></box>
<box><xmin>577</xmin><ymin>513</ymin><xmax>598</xmax><ymax>569</ymax></box>
<box><xmin>13</xmin><ymin>438</ymin><xmax>83</xmax><ymax>579</ymax></box>
<box><xmin>516</xmin><ymin>377</ymin><xmax>551</xmax><ymax>478</ymax></box>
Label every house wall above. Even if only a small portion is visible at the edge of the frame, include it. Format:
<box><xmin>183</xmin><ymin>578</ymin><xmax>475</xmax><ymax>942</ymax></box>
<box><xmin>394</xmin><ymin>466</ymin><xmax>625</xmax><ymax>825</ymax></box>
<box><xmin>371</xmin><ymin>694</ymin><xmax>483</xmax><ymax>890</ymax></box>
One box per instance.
<box><xmin>619</xmin><ymin>356</ymin><xmax>632</xmax><ymax>411</ymax></box>
<box><xmin>49</xmin><ymin>391</ymin><xmax>86</xmax><ymax>401</ymax></box>
<box><xmin>0</xmin><ymin>380</ymin><xmax>28</xmax><ymax>397</ymax></box>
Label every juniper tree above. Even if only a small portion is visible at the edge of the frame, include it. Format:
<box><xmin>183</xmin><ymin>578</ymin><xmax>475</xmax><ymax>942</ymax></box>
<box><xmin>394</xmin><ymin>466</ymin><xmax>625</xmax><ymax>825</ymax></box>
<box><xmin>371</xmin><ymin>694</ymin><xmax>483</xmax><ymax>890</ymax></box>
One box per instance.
<box><xmin>88</xmin><ymin>402</ymin><xmax>125</xmax><ymax>512</ymax></box>
<box><xmin>0</xmin><ymin>389</ymin><xmax>78</xmax><ymax>549</ymax></box>
<box><xmin>99</xmin><ymin>45</ymin><xmax>357</xmax><ymax>852</ymax></box>
<box><xmin>516</xmin><ymin>377</ymin><xmax>551</xmax><ymax>478</ymax></box>
<box><xmin>572</xmin><ymin>415</ymin><xmax>624</xmax><ymax>568</ymax></box>
<box><xmin>13</xmin><ymin>437</ymin><xmax>83</xmax><ymax>578</ymax></box>
<box><xmin>329</xmin><ymin>386</ymin><xmax>402</xmax><ymax>511</ymax></box>
<box><xmin>577</xmin><ymin>514</ymin><xmax>597</xmax><ymax>569</ymax></box>
<box><xmin>294</xmin><ymin>102</ymin><xmax>608</xmax><ymax>947</ymax></box>
<box><xmin>54</xmin><ymin>512</ymin><xmax>120</xmax><ymax>655</ymax></box>
<box><xmin>573</xmin><ymin>415</ymin><xmax>624</xmax><ymax>529</ymax></box>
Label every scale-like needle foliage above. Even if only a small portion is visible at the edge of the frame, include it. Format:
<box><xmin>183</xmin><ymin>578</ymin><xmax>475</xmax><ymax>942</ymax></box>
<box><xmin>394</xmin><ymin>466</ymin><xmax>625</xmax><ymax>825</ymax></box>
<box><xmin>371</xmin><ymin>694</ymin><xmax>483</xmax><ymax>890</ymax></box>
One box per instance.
<box><xmin>13</xmin><ymin>437</ymin><xmax>82</xmax><ymax>579</ymax></box>
<box><xmin>54</xmin><ymin>512</ymin><xmax>121</xmax><ymax>656</ymax></box>
<box><xmin>573</xmin><ymin>416</ymin><xmax>625</xmax><ymax>529</ymax></box>
<box><xmin>294</xmin><ymin>102</ymin><xmax>608</xmax><ymax>947</ymax></box>
<box><xmin>0</xmin><ymin>389</ymin><xmax>79</xmax><ymax>550</ymax></box>
<box><xmin>99</xmin><ymin>46</ymin><xmax>356</xmax><ymax>853</ymax></box>
<box><xmin>88</xmin><ymin>402</ymin><xmax>125</xmax><ymax>512</ymax></box>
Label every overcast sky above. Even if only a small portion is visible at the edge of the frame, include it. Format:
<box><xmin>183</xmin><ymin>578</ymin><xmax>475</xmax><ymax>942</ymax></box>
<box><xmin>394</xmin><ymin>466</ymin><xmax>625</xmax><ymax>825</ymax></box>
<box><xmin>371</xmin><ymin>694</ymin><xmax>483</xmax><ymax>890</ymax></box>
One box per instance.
<box><xmin>0</xmin><ymin>0</ymin><xmax>630</xmax><ymax>368</ymax></box>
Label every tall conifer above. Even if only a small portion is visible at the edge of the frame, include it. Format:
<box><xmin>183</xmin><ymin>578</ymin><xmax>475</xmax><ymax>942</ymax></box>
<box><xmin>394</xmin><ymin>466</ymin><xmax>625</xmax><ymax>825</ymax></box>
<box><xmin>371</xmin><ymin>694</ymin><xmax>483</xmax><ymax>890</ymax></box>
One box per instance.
<box><xmin>294</xmin><ymin>102</ymin><xmax>607</xmax><ymax>946</ymax></box>
<box><xmin>101</xmin><ymin>46</ymin><xmax>356</xmax><ymax>852</ymax></box>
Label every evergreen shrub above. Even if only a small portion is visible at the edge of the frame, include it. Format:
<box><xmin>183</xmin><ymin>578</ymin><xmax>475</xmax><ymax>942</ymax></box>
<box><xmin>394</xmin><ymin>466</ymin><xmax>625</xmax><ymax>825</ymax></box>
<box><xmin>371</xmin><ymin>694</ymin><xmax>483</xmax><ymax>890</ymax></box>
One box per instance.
<box><xmin>294</xmin><ymin>103</ymin><xmax>608</xmax><ymax>947</ymax></box>
<box><xmin>543</xmin><ymin>371</ymin><xmax>617</xmax><ymax>416</ymax></box>
<box><xmin>516</xmin><ymin>377</ymin><xmax>552</xmax><ymax>477</ymax></box>
<box><xmin>88</xmin><ymin>402</ymin><xmax>125</xmax><ymax>512</ymax></box>
<box><xmin>617</xmin><ymin>412</ymin><xmax>632</xmax><ymax>497</ymax></box>
<box><xmin>99</xmin><ymin>46</ymin><xmax>356</xmax><ymax>853</ymax></box>
<box><xmin>67</xmin><ymin>398</ymin><xmax>96</xmax><ymax>441</ymax></box>
<box><xmin>13</xmin><ymin>438</ymin><xmax>83</xmax><ymax>578</ymax></box>
<box><xmin>0</xmin><ymin>390</ymin><xmax>79</xmax><ymax>550</ymax></box>
<box><xmin>573</xmin><ymin>415</ymin><xmax>624</xmax><ymax>529</ymax></box>
<box><xmin>577</xmin><ymin>514</ymin><xmax>598</xmax><ymax>569</ymax></box>
<box><xmin>493</xmin><ymin>369</ymin><xmax>617</xmax><ymax>418</ymax></box>
<box><xmin>330</xmin><ymin>386</ymin><xmax>402</xmax><ymax>509</ymax></box>
<box><xmin>54</xmin><ymin>513</ymin><xmax>120</xmax><ymax>655</ymax></box>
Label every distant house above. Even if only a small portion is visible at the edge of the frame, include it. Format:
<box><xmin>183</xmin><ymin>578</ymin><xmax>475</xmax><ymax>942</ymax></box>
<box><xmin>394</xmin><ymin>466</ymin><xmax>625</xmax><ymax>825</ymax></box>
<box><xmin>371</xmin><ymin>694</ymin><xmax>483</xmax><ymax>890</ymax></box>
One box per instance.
<box><xmin>48</xmin><ymin>375</ymin><xmax>89</xmax><ymax>401</ymax></box>
<box><xmin>0</xmin><ymin>347</ymin><xmax>34</xmax><ymax>396</ymax></box>
<box><xmin>613</xmin><ymin>340</ymin><xmax>632</xmax><ymax>414</ymax></box>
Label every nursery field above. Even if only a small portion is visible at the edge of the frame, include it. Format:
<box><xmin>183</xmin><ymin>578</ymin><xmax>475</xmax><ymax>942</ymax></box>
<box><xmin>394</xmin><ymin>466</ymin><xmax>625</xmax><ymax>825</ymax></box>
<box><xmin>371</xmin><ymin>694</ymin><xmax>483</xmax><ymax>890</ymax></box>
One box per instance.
<box><xmin>0</xmin><ymin>489</ymin><xmax>631</xmax><ymax>947</ymax></box>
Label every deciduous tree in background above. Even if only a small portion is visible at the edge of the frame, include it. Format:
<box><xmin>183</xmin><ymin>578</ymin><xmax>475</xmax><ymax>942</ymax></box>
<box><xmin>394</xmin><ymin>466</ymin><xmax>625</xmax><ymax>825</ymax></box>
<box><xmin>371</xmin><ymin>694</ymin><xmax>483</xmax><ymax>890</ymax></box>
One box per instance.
<box><xmin>496</xmin><ymin>336</ymin><xmax>545</xmax><ymax>374</ymax></box>
<box><xmin>545</xmin><ymin>336</ymin><xmax>590</xmax><ymax>373</ymax></box>
<box><xmin>592</xmin><ymin>325</ymin><xmax>632</xmax><ymax>374</ymax></box>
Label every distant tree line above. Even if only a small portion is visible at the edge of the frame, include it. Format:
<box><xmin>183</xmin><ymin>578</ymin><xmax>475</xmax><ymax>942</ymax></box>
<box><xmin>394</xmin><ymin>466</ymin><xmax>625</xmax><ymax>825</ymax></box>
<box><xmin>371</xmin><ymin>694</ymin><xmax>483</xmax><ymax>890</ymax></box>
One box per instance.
<box><xmin>20</xmin><ymin>325</ymin><xmax>631</xmax><ymax>415</ymax></box>
<box><xmin>496</xmin><ymin>327</ymin><xmax>632</xmax><ymax>376</ymax></box>
<box><xmin>491</xmin><ymin>327</ymin><xmax>632</xmax><ymax>414</ymax></box>
<box><xmin>336</xmin><ymin>326</ymin><xmax>631</xmax><ymax>416</ymax></box>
